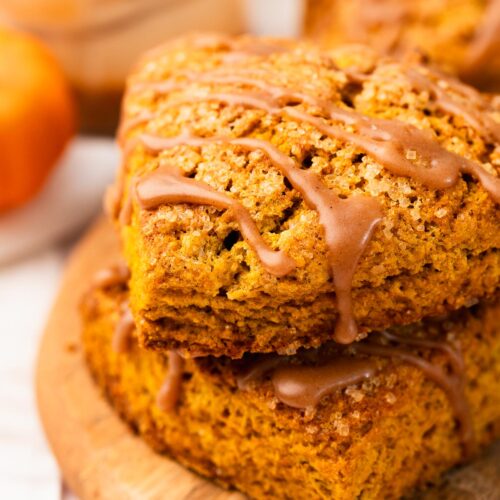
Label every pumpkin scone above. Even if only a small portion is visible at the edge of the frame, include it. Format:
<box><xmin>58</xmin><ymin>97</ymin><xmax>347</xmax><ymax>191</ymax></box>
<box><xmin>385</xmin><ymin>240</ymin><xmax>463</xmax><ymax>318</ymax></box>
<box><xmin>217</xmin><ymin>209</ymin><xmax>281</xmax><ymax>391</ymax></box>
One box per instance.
<box><xmin>303</xmin><ymin>0</ymin><xmax>500</xmax><ymax>92</ymax></box>
<box><xmin>81</xmin><ymin>275</ymin><xmax>500</xmax><ymax>500</ymax></box>
<box><xmin>112</xmin><ymin>34</ymin><xmax>500</xmax><ymax>358</ymax></box>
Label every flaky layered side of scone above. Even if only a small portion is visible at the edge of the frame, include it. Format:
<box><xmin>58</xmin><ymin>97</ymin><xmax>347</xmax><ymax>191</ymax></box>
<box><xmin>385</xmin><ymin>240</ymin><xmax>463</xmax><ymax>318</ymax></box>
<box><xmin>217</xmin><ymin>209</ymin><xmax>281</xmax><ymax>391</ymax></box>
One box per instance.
<box><xmin>304</xmin><ymin>0</ymin><xmax>500</xmax><ymax>92</ymax></box>
<box><xmin>114</xmin><ymin>34</ymin><xmax>499</xmax><ymax>357</ymax></box>
<box><xmin>81</xmin><ymin>280</ymin><xmax>500</xmax><ymax>500</ymax></box>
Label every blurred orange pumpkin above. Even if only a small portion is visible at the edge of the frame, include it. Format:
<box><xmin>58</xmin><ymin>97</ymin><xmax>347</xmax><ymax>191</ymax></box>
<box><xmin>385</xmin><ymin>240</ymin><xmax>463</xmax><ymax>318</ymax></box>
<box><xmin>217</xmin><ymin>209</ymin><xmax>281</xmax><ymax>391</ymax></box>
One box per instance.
<box><xmin>0</xmin><ymin>28</ymin><xmax>75</xmax><ymax>212</ymax></box>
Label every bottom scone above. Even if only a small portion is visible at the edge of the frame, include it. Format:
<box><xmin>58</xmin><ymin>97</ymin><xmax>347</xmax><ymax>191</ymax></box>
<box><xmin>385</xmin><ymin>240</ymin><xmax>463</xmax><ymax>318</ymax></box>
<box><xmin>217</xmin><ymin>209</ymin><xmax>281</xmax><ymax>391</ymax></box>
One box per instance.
<box><xmin>81</xmin><ymin>282</ymin><xmax>500</xmax><ymax>500</ymax></box>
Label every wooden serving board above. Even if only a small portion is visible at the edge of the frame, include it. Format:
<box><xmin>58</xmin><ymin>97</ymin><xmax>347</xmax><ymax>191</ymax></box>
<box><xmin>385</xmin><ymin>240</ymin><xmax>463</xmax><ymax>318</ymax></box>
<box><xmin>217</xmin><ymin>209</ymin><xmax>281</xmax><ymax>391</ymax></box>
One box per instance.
<box><xmin>36</xmin><ymin>218</ymin><xmax>242</xmax><ymax>500</ymax></box>
<box><xmin>36</xmin><ymin>218</ymin><xmax>500</xmax><ymax>500</ymax></box>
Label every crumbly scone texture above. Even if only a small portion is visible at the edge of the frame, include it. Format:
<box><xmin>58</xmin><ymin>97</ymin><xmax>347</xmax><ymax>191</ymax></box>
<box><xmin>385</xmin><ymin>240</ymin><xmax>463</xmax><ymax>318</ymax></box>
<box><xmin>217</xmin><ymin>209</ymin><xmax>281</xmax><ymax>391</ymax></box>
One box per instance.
<box><xmin>303</xmin><ymin>0</ymin><xmax>500</xmax><ymax>91</ymax></box>
<box><xmin>81</xmin><ymin>283</ymin><xmax>500</xmax><ymax>500</ymax></box>
<box><xmin>116</xmin><ymin>34</ymin><xmax>500</xmax><ymax>357</ymax></box>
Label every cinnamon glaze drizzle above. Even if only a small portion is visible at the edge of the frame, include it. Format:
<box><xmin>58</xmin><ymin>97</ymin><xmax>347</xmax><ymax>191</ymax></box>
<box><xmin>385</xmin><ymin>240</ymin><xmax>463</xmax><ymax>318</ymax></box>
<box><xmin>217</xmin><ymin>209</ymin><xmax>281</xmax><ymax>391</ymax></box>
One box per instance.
<box><xmin>89</xmin><ymin>263</ymin><xmax>186</xmax><ymax>410</ymax></box>
<box><xmin>136</xmin><ymin>164</ymin><xmax>295</xmax><ymax>277</ymax></box>
<box><xmin>113</xmin><ymin>303</ymin><xmax>135</xmax><ymax>354</ymax></box>
<box><xmin>112</xmin><ymin>312</ymin><xmax>184</xmax><ymax>411</ymax></box>
<box><xmin>236</xmin><ymin>331</ymin><xmax>474</xmax><ymax>458</ymax></box>
<box><xmin>156</xmin><ymin>351</ymin><xmax>185</xmax><ymax>412</ymax></box>
<box><xmin>91</xmin><ymin>262</ymin><xmax>130</xmax><ymax>290</ymax></box>
<box><xmin>112</xmin><ymin>299</ymin><xmax>185</xmax><ymax>411</ymax></box>
<box><xmin>132</xmin><ymin>71</ymin><xmax>500</xmax><ymax>202</ymax></box>
<box><xmin>90</xmin><ymin>264</ymin><xmax>134</xmax><ymax>353</ymax></box>
<box><xmin>86</xmin><ymin>264</ymin><xmax>134</xmax><ymax>353</ymax></box>
<box><xmin>271</xmin><ymin>358</ymin><xmax>377</xmax><ymax>410</ymax></box>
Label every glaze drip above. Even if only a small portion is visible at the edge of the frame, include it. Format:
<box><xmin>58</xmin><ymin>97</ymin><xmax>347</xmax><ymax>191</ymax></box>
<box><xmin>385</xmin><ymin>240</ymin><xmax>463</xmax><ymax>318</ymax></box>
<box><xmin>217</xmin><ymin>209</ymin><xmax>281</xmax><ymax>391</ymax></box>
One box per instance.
<box><xmin>113</xmin><ymin>303</ymin><xmax>135</xmax><ymax>354</ymax></box>
<box><xmin>272</xmin><ymin>358</ymin><xmax>377</xmax><ymax>409</ymax></box>
<box><xmin>135</xmin><ymin>165</ymin><xmax>295</xmax><ymax>277</ymax></box>
<box><xmin>138</xmin><ymin>132</ymin><xmax>383</xmax><ymax>344</ymax></box>
<box><xmin>156</xmin><ymin>351</ymin><xmax>185</xmax><ymax>412</ymax></box>
<box><xmin>91</xmin><ymin>262</ymin><xmax>130</xmax><ymax>289</ymax></box>
<box><xmin>104</xmin><ymin>184</ymin><xmax>121</xmax><ymax>219</ymax></box>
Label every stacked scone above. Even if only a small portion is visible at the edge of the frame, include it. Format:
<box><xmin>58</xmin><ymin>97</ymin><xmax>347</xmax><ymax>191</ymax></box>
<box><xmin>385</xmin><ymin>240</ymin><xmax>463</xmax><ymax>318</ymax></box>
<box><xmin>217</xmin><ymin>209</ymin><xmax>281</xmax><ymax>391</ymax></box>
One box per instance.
<box><xmin>81</xmin><ymin>34</ymin><xmax>500</xmax><ymax>499</ymax></box>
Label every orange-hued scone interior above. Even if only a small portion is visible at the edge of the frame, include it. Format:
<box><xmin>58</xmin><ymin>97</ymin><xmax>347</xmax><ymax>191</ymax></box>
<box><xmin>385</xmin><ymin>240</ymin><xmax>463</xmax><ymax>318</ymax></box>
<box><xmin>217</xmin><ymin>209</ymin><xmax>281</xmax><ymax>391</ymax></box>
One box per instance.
<box><xmin>0</xmin><ymin>28</ymin><xmax>75</xmax><ymax>211</ymax></box>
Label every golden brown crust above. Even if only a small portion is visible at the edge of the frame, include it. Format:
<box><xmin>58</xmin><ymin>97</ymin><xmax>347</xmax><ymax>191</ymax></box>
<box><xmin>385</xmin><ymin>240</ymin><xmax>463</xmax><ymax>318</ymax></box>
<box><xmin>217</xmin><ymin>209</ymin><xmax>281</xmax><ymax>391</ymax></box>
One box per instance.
<box><xmin>115</xmin><ymin>34</ymin><xmax>499</xmax><ymax>357</ymax></box>
<box><xmin>137</xmin><ymin>250</ymin><xmax>498</xmax><ymax>356</ymax></box>
<box><xmin>81</xmin><ymin>281</ymin><xmax>500</xmax><ymax>499</ymax></box>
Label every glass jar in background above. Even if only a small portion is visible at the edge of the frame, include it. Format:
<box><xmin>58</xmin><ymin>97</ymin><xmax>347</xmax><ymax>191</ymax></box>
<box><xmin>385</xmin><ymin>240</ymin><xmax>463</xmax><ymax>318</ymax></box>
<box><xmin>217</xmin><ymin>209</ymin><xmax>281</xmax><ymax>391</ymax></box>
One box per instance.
<box><xmin>0</xmin><ymin>0</ymin><xmax>244</xmax><ymax>135</ymax></box>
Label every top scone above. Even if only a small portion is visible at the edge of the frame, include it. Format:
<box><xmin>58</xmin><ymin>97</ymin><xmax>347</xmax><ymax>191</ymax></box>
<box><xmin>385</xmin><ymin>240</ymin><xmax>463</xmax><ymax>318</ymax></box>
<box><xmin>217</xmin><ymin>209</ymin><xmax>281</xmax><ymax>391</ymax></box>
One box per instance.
<box><xmin>111</xmin><ymin>33</ymin><xmax>500</xmax><ymax>358</ymax></box>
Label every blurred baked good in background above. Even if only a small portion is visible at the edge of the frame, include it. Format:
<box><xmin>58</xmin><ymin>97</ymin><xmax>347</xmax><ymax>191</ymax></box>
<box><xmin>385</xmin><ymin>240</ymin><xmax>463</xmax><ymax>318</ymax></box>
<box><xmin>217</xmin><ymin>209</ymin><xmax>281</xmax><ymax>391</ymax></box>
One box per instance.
<box><xmin>0</xmin><ymin>27</ymin><xmax>74</xmax><ymax>212</ymax></box>
<box><xmin>0</xmin><ymin>0</ymin><xmax>244</xmax><ymax>135</ymax></box>
<box><xmin>304</xmin><ymin>0</ymin><xmax>500</xmax><ymax>92</ymax></box>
